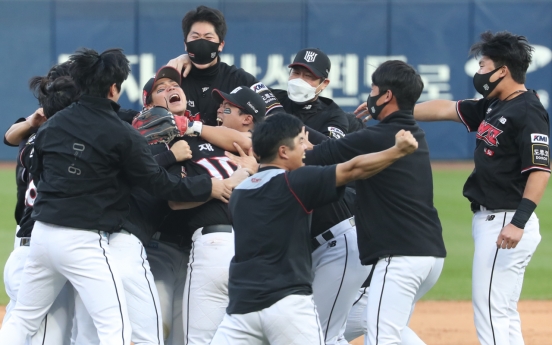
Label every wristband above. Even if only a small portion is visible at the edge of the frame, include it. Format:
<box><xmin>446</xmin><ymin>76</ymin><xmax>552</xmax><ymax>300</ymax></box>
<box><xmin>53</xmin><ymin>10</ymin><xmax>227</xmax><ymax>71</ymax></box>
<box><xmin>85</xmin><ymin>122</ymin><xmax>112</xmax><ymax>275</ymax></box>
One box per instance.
<box><xmin>510</xmin><ymin>198</ymin><xmax>536</xmax><ymax>229</ymax></box>
<box><xmin>186</xmin><ymin>121</ymin><xmax>203</xmax><ymax>136</ymax></box>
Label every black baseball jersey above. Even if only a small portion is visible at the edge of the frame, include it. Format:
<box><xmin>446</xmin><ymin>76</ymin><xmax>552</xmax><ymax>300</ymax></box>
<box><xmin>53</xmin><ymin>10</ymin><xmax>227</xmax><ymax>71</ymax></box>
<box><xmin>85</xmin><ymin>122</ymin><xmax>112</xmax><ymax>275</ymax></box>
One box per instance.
<box><xmin>305</xmin><ymin>110</ymin><xmax>446</xmax><ymax>265</ymax></box>
<box><xmin>16</xmin><ymin>134</ymin><xmax>37</xmax><ymax>237</ymax></box>
<box><xmin>182</xmin><ymin>59</ymin><xmax>281</xmax><ymax>126</ymax></box>
<box><xmin>30</xmin><ymin>95</ymin><xmax>212</xmax><ymax>233</ymax></box>
<box><xmin>160</xmin><ymin>136</ymin><xmax>237</xmax><ymax>241</ymax></box>
<box><xmin>4</xmin><ymin>117</ymin><xmax>35</xmax><ymax>224</ymax></box>
<box><xmin>272</xmin><ymin>89</ymin><xmax>348</xmax><ymax>139</ymax></box>
<box><xmin>227</xmin><ymin>166</ymin><xmax>344</xmax><ymax>314</ymax></box>
<box><xmin>457</xmin><ymin>90</ymin><xmax>550</xmax><ymax>209</ymax></box>
<box><xmin>272</xmin><ymin>89</ymin><xmax>353</xmax><ymax>237</ymax></box>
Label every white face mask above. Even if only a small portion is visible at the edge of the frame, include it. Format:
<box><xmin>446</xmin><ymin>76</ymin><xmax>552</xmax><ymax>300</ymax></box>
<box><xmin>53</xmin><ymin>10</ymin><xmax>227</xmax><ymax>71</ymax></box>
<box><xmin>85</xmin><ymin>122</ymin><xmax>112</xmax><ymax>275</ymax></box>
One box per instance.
<box><xmin>287</xmin><ymin>78</ymin><xmax>322</xmax><ymax>104</ymax></box>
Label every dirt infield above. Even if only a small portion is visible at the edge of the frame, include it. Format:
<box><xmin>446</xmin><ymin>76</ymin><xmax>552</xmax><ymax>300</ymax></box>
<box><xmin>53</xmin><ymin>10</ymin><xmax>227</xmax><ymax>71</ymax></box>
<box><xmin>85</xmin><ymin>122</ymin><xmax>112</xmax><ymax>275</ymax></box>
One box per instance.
<box><xmin>349</xmin><ymin>300</ymin><xmax>552</xmax><ymax>345</ymax></box>
<box><xmin>1</xmin><ymin>301</ymin><xmax>550</xmax><ymax>344</ymax></box>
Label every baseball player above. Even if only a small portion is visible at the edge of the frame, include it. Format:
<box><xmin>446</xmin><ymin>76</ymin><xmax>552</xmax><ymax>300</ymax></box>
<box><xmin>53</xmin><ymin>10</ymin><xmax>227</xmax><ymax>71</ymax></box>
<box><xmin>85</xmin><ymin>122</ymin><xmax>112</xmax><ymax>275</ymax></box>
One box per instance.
<box><xmin>2</xmin><ymin>64</ymin><xmax>82</xmax><ymax>345</ymax></box>
<box><xmin>413</xmin><ymin>31</ymin><xmax>550</xmax><ymax>345</ymax></box>
<box><xmin>211</xmin><ymin>113</ymin><xmax>418</xmax><ymax>345</ymax></box>
<box><xmin>157</xmin><ymin>86</ymin><xmax>262</xmax><ymax>345</ymax></box>
<box><xmin>137</xmin><ymin>67</ymin><xmax>252</xmax><ymax>345</ymax></box>
<box><xmin>307</xmin><ymin>60</ymin><xmax>447</xmax><ymax>345</ymax></box>
<box><xmin>0</xmin><ymin>48</ymin><xmax>230</xmax><ymax>345</ymax></box>
<box><xmin>166</xmin><ymin>5</ymin><xmax>282</xmax><ymax>125</ymax></box>
<box><xmin>270</xmin><ymin>48</ymin><xmax>369</xmax><ymax>345</ymax></box>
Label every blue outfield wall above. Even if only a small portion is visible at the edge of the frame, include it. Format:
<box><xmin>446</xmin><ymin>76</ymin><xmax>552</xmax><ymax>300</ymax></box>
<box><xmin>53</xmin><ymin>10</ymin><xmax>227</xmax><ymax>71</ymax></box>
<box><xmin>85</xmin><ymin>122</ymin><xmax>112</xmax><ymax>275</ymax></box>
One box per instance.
<box><xmin>1</xmin><ymin>0</ymin><xmax>551</xmax><ymax>160</ymax></box>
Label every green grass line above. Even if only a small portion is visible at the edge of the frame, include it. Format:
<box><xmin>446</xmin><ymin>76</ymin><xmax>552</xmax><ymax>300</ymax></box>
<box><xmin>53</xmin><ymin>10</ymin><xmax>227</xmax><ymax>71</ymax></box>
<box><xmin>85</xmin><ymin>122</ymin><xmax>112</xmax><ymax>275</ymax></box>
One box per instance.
<box><xmin>0</xmin><ymin>169</ymin><xmax>550</xmax><ymax>304</ymax></box>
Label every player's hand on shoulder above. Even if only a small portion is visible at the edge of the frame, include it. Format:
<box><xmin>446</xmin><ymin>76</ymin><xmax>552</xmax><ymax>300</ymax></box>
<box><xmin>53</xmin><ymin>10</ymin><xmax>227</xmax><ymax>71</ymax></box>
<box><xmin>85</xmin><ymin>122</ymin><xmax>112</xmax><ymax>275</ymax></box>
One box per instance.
<box><xmin>210</xmin><ymin>178</ymin><xmax>232</xmax><ymax>203</ymax></box>
<box><xmin>394</xmin><ymin>130</ymin><xmax>418</xmax><ymax>156</ymax></box>
<box><xmin>167</xmin><ymin>54</ymin><xmax>192</xmax><ymax>78</ymax></box>
<box><xmin>496</xmin><ymin>223</ymin><xmax>524</xmax><ymax>249</ymax></box>
<box><xmin>225</xmin><ymin>143</ymin><xmax>259</xmax><ymax>174</ymax></box>
<box><xmin>170</xmin><ymin>140</ymin><xmax>192</xmax><ymax>162</ymax></box>
<box><xmin>27</xmin><ymin>108</ymin><xmax>47</xmax><ymax>128</ymax></box>
<box><xmin>354</xmin><ymin>102</ymin><xmax>372</xmax><ymax>123</ymax></box>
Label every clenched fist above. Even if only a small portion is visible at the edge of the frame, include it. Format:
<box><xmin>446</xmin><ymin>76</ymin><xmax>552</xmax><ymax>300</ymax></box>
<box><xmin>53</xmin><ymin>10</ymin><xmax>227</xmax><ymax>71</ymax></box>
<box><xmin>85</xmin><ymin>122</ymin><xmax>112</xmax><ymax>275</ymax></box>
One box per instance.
<box><xmin>170</xmin><ymin>140</ymin><xmax>192</xmax><ymax>162</ymax></box>
<box><xmin>394</xmin><ymin>130</ymin><xmax>418</xmax><ymax>156</ymax></box>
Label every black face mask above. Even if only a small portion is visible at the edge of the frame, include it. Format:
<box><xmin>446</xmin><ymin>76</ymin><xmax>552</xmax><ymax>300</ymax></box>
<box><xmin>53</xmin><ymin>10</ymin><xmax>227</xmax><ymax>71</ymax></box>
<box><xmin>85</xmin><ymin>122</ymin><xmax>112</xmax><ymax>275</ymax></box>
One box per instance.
<box><xmin>367</xmin><ymin>91</ymin><xmax>390</xmax><ymax>120</ymax></box>
<box><xmin>473</xmin><ymin>65</ymin><xmax>504</xmax><ymax>98</ymax></box>
<box><xmin>186</xmin><ymin>39</ymin><xmax>220</xmax><ymax>65</ymax></box>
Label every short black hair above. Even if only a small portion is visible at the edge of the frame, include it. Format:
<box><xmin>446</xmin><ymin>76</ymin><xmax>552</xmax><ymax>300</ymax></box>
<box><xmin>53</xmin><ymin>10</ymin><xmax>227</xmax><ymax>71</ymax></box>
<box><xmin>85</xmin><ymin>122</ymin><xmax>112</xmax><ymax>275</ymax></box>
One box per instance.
<box><xmin>69</xmin><ymin>48</ymin><xmax>130</xmax><ymax>98</ymax></box>
<box><xmin>371</xmin><ymin>60</ymin><xmax>424</xmax><ymax>111</ymax></box>
<box><xmin>182</xmin><ymin>6</ymin><xmax>227</xmax><ymax>42</ymax></box>
<box><xmin>252</xmin><ymin>113</ymin><xmax>302</xmax><ymax>163</ymax></box>
<box><xmin>29</xmin><ymin>61</ymin><xmax>73</xmax><ymax>107</ymax></box>
<box><xmin>40</xmin><ymin>76</ymin><xmax>80</xmax><ymax>118</ymax></box>
<box><xmin>470</xmin><ymin>31</ymin><xmax>533</xmax><ymax>84</ymax></box>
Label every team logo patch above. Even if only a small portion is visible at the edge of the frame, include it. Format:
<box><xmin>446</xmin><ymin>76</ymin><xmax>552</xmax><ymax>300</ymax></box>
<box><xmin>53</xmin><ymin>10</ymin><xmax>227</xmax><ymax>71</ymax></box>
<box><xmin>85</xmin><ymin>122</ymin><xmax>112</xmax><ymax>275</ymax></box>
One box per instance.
<box><xmin>484</xmin><ymin>148</ymin><xmax>494</xmax><ymax>157</ymax></box>
<box><xmin>499</xmin><ymin>117</ymin><xmax>507</xmax><ymax>124</ymax></box>
<box><xmin>250</xmin><ymin>82</ymin><xmax>268</xmax><ymax>93</ymax></box>
<box><xmin>476</xmin><ymin>121</ymin><xmax>503</xmax><ymax>146</ymax></box>
<box><xmin>328</xmin><ymin>240</ymin><xmax>337</xmax><ymax>248</ymax></box>
<box><xmin>188</xmin><ymin>100</ymin><xmax>195</xmax><ymax>107</ymax></box>
<box><xmin>304</xmin><ymin>51</ymin><xmax>318</xmax><ymax>62</ymax></box>
<box><xmin>532</xmin><ymin>144</ymin><xmax>549</xmax><ymax>166</ymax></box>
<box><xmin>251</xmin><ymin>178</ymin><xmax>262</xmax><ymax>183</ymax></box>
<box><xmin>531</xmin><ymin>133</ymin><xmax>549</xmax><ymax>144</ymax></box>
<box><xmin>328</xmin><ymin>127</ymin><xmax>345</xmax><ymax>139</ymax></box>
<box><xmin>486</xmin><ymin>215</ymin><xmax>495</xmax><ymax>221</ymax></box>
<box><xmin>199</xmin><ymin>143</ymin><xmax>214</xmax><ymax>152</ymax></box>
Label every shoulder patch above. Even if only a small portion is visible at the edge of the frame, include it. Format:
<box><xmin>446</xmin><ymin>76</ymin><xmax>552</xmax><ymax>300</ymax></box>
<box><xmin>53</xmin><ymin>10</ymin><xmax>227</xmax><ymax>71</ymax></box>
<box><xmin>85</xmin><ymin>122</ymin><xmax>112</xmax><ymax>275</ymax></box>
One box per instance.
<box><xmin>531</xmin><ymin>133</ymin><xmax>549</xmax><ymax>144</ymax></box>
<box><xmin>328</xmin><ymin>126</ymin><xmax>345</xmax><ymax>139</ymax></box>
<box><xmin>532</xmin><ymin>144</ymin><xmax>550</xmax><ymax>166</ymax></box>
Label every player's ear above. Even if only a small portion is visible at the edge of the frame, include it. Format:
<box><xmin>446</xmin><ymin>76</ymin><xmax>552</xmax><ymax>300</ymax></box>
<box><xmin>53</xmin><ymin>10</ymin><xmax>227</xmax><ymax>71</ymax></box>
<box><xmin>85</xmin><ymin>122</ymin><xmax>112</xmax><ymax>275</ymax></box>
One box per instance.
<box><xmin>278</xmin><ymin>145</ymin><xmax>289</xmax><ymax>160</ymax></box>
<box><xmin>243</xmin><ymin>114</ymin><xmax>253</xmax><ymax>125</ymax></box>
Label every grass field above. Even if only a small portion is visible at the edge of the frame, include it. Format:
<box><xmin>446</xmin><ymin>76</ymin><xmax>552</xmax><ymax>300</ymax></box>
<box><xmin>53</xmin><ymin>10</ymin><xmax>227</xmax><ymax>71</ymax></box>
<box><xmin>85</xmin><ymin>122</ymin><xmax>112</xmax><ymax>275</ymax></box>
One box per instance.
<box><xmin>0</xmin><ymin>167</ymin><xmax>551</xmax><ymax>305</ymax></box>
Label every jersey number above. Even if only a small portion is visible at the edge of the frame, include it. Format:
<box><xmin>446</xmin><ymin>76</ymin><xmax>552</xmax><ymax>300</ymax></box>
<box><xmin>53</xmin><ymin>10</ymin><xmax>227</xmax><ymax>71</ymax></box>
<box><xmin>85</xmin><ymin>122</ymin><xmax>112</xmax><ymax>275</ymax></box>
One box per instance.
<box><xmin>196</xmin><ymin>157</ymin><xmax>236</xmax><ymax>180</ymax></box>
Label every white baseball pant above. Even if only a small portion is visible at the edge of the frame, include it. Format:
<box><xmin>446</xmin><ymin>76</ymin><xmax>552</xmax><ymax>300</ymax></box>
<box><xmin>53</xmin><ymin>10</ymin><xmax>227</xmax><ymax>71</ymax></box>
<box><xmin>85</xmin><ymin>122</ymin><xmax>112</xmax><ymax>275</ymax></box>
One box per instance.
<box><xmin>471</xmin><ymin>210</ymin><xmax>541</xmax><ymax>345</ymax></box>
<box><xmin>366</xmin><ymin>256</ymin><xmax>444</xmax><ymax>345</ymax></box>
<box><xmin>147</xmin><ymin>238</ymin><xmax>190</xmax><ymax>345</ymax></box>
<box><xmin>109</xmin><ymin>231</ymin><xmax>164</xmax><ymax>345</ymax></box>
<box><xmin>311</xmin><ymin>218</ymin><xmax>370</xmax><ymax>345</ymax></box>
<box><xmin>182</xmin><ymin>227</ymin><xmax>234</xmax><ymax>345</ymax></box>
<box><xmin>3</xmin><ymin>233</ymin><xmax>74</xmax><ymax>345</ymax></box>
<box><xmin>0</xmin><ymin>221</ymin><xmax>131</xmax><ymax>345</ymax></box>
<box><xmin>343</xmin><ymin>286</ymin><xmax>368</xmax><ymax>342</ymax></box>
<box><xmin>211</xmin><ymin>294</ymin><xmax>324</xmax><ymax>345</ymax></box>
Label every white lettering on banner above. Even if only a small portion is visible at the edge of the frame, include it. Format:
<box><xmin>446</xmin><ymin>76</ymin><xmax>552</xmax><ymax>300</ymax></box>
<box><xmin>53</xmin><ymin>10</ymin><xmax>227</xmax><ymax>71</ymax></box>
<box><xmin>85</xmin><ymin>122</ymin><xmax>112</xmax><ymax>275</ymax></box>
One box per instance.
<box><xmin>260</xmin><ymin>54</ymin><xmax>290</xmax><ymax>89</ymax></box>
<box><xmin>58</xmin><ymin>54</ymin><xmax>155</xmax><ymax>105</ymax></box>
<box><xmin>418</xmin><ymin>64</ymin><xmax>453</xmax><ymax>101</ymax></box>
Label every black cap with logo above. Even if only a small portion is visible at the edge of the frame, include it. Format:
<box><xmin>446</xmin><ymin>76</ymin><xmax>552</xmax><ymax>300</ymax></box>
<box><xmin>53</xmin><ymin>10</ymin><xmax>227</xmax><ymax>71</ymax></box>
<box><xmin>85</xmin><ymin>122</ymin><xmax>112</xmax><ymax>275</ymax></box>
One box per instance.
<box><xmin>212</xmin><ymin>86</ymin><xmax>266</xmax><ymax>121</ymax></box>
<box><xmin>288</xmin><ymin>48</ymin><xmax>331</xmax><ymax>79</ymax></box>
<box><xmin>142</xmin><ymin>66</ymin><xmax>182</xmax><ymax>105</ymax></box>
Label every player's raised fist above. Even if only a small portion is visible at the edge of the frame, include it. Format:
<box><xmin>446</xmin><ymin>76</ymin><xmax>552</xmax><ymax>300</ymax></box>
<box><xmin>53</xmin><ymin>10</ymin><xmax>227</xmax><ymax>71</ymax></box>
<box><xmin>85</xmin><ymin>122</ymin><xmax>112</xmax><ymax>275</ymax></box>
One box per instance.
<box><xmin>394</xmin><ymin>130</ymin><xmax>418</xmax><ymax>156</ymax></box>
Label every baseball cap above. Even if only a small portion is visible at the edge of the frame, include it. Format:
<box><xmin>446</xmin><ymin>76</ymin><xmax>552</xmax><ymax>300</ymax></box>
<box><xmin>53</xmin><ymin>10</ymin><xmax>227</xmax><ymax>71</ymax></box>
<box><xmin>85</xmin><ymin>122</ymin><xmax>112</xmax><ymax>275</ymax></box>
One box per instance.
<box><xmin>142</xmin><ymin>66</ymin><xmax>182</xmax><ymax>105</ymax></box>
<box><xmin>288</xmin><ymin>48</ymin><xmax>331</xmax><ymax>79</ymax></box>
<box><xmin>212</xmin><ymin>86</ymin><xmax>266</xmax><ymax>121</ymax></box>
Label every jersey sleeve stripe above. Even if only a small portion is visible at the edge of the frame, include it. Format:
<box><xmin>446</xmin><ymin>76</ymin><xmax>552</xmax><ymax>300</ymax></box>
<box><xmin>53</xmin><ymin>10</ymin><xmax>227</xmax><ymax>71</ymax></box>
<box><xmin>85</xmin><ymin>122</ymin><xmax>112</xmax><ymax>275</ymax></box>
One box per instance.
<box><xmin>521</xmin><ymin>166</ymin><xmax>551</xmax><ymax>174</ymax></box>
<box><xmin>284</xmin><ymin>173</ymin><xmax>313</xmax><ymax>214</ymax></box>
<box><xmin>456</xmin><ymin>101</ymin><xmax>472</xmax><ymax>132</ymax></box>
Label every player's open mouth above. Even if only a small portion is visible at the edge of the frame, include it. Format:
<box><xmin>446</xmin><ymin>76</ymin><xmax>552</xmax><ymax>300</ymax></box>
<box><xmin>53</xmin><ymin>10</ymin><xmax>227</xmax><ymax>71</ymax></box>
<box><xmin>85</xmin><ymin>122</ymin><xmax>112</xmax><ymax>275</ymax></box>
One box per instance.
<box><xmin>169</xmin><ymin>94</ymin><xmax>181</xmax><ymax>103</ymax></box>
<box><xmin>216</xmin><ymin>117</ymin><xmax>223</xmax><ymax>126</ymax></box>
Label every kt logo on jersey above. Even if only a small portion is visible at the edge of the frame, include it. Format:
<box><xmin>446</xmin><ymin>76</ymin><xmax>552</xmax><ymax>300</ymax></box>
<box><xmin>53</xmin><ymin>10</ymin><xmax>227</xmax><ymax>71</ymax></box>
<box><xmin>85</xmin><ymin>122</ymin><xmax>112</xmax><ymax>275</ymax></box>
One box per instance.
<box><xmin>476</xmin><ymin>121</ymin><xmax>503</xmax><ymax>146</ymax></box>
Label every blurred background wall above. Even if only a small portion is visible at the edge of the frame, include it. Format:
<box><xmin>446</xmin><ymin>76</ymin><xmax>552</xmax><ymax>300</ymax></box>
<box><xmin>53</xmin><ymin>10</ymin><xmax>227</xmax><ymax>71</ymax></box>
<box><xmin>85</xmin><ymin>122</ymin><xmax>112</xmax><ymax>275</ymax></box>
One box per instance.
<box><xmin>1</xmin><ymin>0</ymin><xmax>551</xmax><ymax>160</ymax></box>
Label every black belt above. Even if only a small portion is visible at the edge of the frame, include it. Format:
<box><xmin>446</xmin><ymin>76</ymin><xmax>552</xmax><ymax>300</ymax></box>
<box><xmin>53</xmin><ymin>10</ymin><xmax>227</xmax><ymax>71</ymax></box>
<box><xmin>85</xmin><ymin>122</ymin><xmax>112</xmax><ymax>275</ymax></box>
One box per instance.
<box><xmin>20</xmin><ymin>238</ymin><xmax>31</xmax><ymax>246</ymax></box>
<box><xmin>201</xmin><ymin>224</ymin><xmax>232</xmax><ymax>235</ymax></box>
<box><xmin>312</xmin><ymin>230</ymin><xmax>335</xmax><ymax>251</ymax></box>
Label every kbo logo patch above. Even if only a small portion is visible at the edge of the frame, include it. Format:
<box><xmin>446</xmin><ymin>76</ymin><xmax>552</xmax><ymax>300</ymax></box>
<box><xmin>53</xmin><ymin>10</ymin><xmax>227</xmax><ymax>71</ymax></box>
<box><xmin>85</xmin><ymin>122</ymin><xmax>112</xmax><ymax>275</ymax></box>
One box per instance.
<box><xmin>531</xmin><ymin>133</ymin><xmax>549</xmax><ymax>144</ymax></box>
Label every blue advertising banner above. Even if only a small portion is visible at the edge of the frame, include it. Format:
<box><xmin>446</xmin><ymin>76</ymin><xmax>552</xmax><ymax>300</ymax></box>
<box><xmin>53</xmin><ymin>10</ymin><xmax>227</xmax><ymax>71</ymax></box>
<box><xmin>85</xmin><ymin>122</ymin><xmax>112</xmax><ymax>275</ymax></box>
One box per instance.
<box><xmin>1</xmin><ymin>0</ymin><xmax>551</xmax><ymax>160</ymax></box>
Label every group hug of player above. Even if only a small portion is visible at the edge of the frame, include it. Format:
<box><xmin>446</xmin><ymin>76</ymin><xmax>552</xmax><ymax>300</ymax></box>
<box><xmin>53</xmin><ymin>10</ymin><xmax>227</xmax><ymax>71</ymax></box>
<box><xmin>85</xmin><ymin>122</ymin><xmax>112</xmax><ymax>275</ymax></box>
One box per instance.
<box><xmin>1</xmin><ymin>5</ymin><xmax>550</xmax><ymax>345</ymax></box>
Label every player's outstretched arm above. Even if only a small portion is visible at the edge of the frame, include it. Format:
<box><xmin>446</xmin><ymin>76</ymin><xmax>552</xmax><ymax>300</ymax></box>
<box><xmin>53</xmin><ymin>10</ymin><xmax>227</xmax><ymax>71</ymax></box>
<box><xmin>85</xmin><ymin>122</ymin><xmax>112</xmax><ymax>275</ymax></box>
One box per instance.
<box><xmin>496</xmin><ymin>170</ymin><xmax>550</xmax><ymax>249</ymax></box>
<box><xmin>335</xmin><ymin>130</ymin><xmax>418</xmax><ymax>187</ymax></box>
<box><xmin>4</xmin><ymin>108</ymin><xmax>46</xmax><ymax>145</ymax></box>
<box><xmin>200</xmin><ymin>125</ymin><xmax>252</xmax><ymax>152</ymax></box>
<box><xmin>413</xmin><ymin>100</ymin><xmax>461</xmax><ymax>122</ymax></box>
